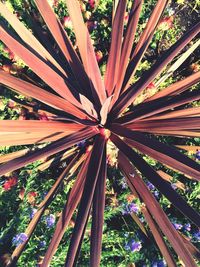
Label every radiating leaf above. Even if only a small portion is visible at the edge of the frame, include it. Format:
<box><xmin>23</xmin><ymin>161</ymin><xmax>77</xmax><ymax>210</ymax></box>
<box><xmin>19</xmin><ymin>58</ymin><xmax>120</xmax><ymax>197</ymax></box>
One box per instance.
<box><xmin>110</xmin><ymin>134</ymin><xmax>200</xmax><ymax>227</ymax></box>
<box><xmin>0</xmin><ymin>127</ymin><xmax>97</xmax><ymax>176</ymax></box>
<box><xmin>65</xmin><ymin>135</ymin><xmax>106</xmax><ymax>267</ymax></box>
<box><xmin>66</xmin><ymin>0</ymin><xmax>106</xmax><ymax>106</ymax></box>
<box><xmin>118</xmin><ymin>151</ymin><xmax>198</xmax><ymax>267</ymax></box>
<box><xmin>112</xmin><ymin>21</ymin><xmax>200</xmax><ymax>117</ymax></box>
<box><xmin>104</xmin><ymin>0</ymin><xmax>127</xmax><ymax>96</ymax></box>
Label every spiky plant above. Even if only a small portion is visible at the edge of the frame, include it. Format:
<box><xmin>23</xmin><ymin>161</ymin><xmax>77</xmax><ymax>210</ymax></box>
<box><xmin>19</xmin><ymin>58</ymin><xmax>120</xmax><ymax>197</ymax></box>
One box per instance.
<box><xmin>0</xmin><ymin>0</ymin><xmax>200</xmax><ymax>266</ymax></box>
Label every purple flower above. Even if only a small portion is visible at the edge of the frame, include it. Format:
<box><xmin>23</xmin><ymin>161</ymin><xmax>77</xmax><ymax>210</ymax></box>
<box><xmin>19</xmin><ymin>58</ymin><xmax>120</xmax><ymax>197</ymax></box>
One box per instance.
<box><xmin>12</xmin><ymin>233</ymin><xmax>28</xmax><ymax>247</ymax></box>
<box><xmin>129</xmin><ymin>203</ymin><xmax>139</xmax><ymax>213</ymax></box>
<box><xmin>87</xmin><ymin>20</ymin><xmax>98</xmax><ymax>31</ymax></box>
<box><xmin>122</xmin><ymin>203</ymin><xmax>139</xmax><ymax>215</ymax></box>
<box><xmin>153</xmin><ymin>190</ymin><xmax>159</xmax><ymax>198</ymax></box>
<box><xmin>193</xmin><ymin>230</ymin><xmax>200</xmax><ymax>241</ymax></box>
<box><xmin>77</xmin><ymin>140</ymin><xmax>86</xmax><ymax>148</ymax></box>
<box><xmin>152</xmin><ymin>260</ymin><xmax>166</xmax><ymax>267</ymax></box>
<box><xmin>125</xmin><ymin>240</ymin><xmax>142</xmax><ymax>252</ymax></box>
<box><xmin>195</xmin><ymin>150</ymin><xmax>200</xmax><ymax>160</ymax></box>
<box><xmin>184</xmin><ymin>223</ymin><xmax>191</xmax><ymax>232</ymax></box>
<box><xmin>171</xmin><ymin>183</ymin><xmax>177</xmax><ymax>190</ymax></box>
<box><xmin>173</xmin><ymin>223</ymin><xmax>182</xmax><ymax>230</ymax></box>
<box><xmin>146</xmin><ymin>181</ymin><xmax>155</xmax><ymax>191</ymax></box>
<box><xmin>120</xmin><ymin>178</ymin><xmax>128</xmax><ymax>189</ymax></box>
<box><xmin>39</xmin><ymin>240</ymin><xmax>46</xmax><ymax>247</ymax></box>
<box><xmin>30</xmin><ymin>208</ymin><xmax>37</xmax><ymax>219</ymax></box>
<box><xmin>46</xmin><ymin>214</ymin><xmax>55</xmax><ymax>228</ymax></box>
<box><xmin>130</xmin><ymin>240</ymin><xmax>142</xmax><ymax>252</ymax></box>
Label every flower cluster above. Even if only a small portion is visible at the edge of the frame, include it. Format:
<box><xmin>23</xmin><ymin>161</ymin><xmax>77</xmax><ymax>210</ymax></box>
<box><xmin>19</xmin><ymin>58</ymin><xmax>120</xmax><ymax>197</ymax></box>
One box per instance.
<box><xmin>125</xmin><ymin>240</ymin><xmax>142</xmax><ymax>253</ymax></box>
<box><xmin>192</xmin><ymin>230</ymin><xmax>200</xmax><ymax>242</ymax></box>
<box><xmin>152</xmin><ymin>259</ymin><xmax>167</xmax><ymax>267</ymax></box>
<box><xmin>146</xmin><ymin>181</ymin><xmax>160</xmax><ymax>199</ymax></box>
<box><xmin>184</xmin><ymin>223</ymin><xmax>191</xmax><ymax>232</ymax></box>
<box><xmin>121</xmin><ymin>202</ymin><xmax>139</xmax><ymax>215</ymax></box>
<box><xmin>195</xmin><ymin>149</ymin><xmax>200</xmax><ymax>160</ymax></box>
<box><xmin>120</xmin><ymin>177</ymin><xmax>128</xmax><ymax>189</ymax></box>
<box><xmin>63</xmin><ymin>16</ymin><xmax>73</xmax><ymax>29</ymax></box>
<box><xmin>30</xmin><ymin>208</ymin><xmax>37</xmax><ymax>219</ymax></box>
<box><xmin>172</xmin><ymin>222</ymin><xmax>182</xmax><ymax>230</ymax></box>
<box><xmin>12</xmin><ymin>233</ymin><xmax>28</xmax><ymax>247</ymax></box>
<box><xmin>46</xmin><ymin>214</ymin><xmax>56</xmax><ymax>228</ymax></box>
<box><xmin>88</xmin><ymin>0</ymin><xmax>96</xmax><ymax>9</ymax></box>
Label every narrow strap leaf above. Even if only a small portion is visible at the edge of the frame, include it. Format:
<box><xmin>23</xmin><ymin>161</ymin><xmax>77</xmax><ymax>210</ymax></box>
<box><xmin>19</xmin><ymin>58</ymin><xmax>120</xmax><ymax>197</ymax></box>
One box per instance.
<box><xmin>0</xmin><ymin>120</ymin><xmax>85</xmax><ymax>133</ymax></box>
<box><xmin>121</xmin><ymin>0</ymin><xmax>168</xmax><ymax>92</ymax></box>
<box><xmin>142</xmin><ymin>107</ymin><xmax>200</xmax><ymax>121</ymax></box>
<box><xmin>148</xmin><ymin>71</ymin><xmax>200</xmax><ymax>101</ymax></box>
<box><xmin>111</xmin><ymin>124</ymin><xmax>200</xmax><ymax>181</ymax></box>
<box><xmin>111</xmin><ymin>0</ymin><xmax>143</xmax><ymax>105</ymax></box>
<box><xmin>116</xmin><ymin>89</ymin><xmax>200</xmax><ymax>124</ymax></box>
<box><xmin>90</xmin><ymin>146</ymin><xmax>107</xmax><ymax>267</ymax></box>
<box><xmin>104</xmin><ymin>0</ymin><xmax>127</xmax><ymax>96</ymax></box>
<box><xmin>8</xmin><ymin>153</ymin><xmax>82</xmax><ymax>266</ymax></box>
<box><xmin>0</xmin><ymin>132</ymin><xmax>69</xmax><ymax>146</ymax></box>
<box><xmin>0</xmin><ymin>70</ymin><xmax>86</xmax><ymax>119</ymax></box>
<box><xmin>65</xmin><ymin>135</ymin><xmax>106</xmax><ymax>267</ymax></box>
<box><xmin>154</xmin><ymin>39</ymin><xmax>200</xmax><ymax>88</ymax></box>
<box><xmin>34</xmin><ymin>0</ymin><xmax>92</xmax><ymax>96</ymax></box>
<box><xmin>112</xmin><ymin>21</ymin><xmax>200</xmax><ymax>117</ymax></box>
<box><xmin>0</xmin><ymin>2</ymin><xmax>66</xmax><ymax>76</ymax></box>
<box><xmin>0</xmin><ymin>127</ymin><xmax>97</xmax><ymax>176</ymax></box>
<box><xmin>117</xmin><ymin>151</ymin><xmax>197</xmax><ymax>267</ymax></box>
<box><xmin>127</xmin><ymin>117</ymin><xmax>200</xmax><ymax>131</ymax></box>
<box><xmin>66</xmin><ymin>0</ymin><xmax>106</xmax><ymax>106</ymax></box>
<box><xmin>100</xmin><ymin>95</ymin><xmax>113</xmax><ymax>125</ymax></box>
<box><xmin>110</xmin><ymin>134</ymin><xmax>200</xmax><ymax>227</ymax></box>
<box><xmin>140</xmin><ymin>206</ymin><xmax>177</xmax><ymax>267</ymax></box>
<box><xmin>0</xmin><ymin>148</ymin><xmax>29</xmax><ymax>164</ymax></box>
<box><xmin>41</xmin><ymin>152</ymin><xmax>91</xmax><ymax>266</ymax></box>
<box><xmin>0</xmin><ymin>22</ymin><xmax>82</xmax><ymax>108</ymax></box>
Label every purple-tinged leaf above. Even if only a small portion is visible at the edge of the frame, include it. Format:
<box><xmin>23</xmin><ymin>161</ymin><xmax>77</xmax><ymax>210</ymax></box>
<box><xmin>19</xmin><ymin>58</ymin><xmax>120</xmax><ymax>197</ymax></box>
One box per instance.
<box><xmin>0</xmin><ymin>70</ymin><xmax>86</xmax><ymax>118</ymax></box>
<box><xmin>0</xmin><ymin>23</ymin><xmax>82</xmax><ymax>108</ymax></box>
<box><xmin>116</xmin><ymin>89</ymin><xmax>200</xmax><ymax>124</ymax></box>
<box><xmin>0</xmin><ymin>120</ymin><xmax>86</xmax><ymax>133</ymax></box>
<box><xmin>34</xmin><ymin>0</ymin><xmax>92</xmax><ymax>95</ymax></box>
<box><xmin>0</xmin><ymin>2</ymin><xmax>66</xmax><ymax>76</ymax></box>
<box><xmin>118</xmin><ymin>151</ymin><xmax>198</xmax><ymax>267</ymax></box>
<box><xmin>142</xmin><ymin>207</ymin><xmax>176</xmax><ymax>267</ymax></box>
<box><xmin>90</xmin><ymin>146</ymin><xmax>107</xmax><ymax>267</ymax></box>
<box><xmin>111</xmin><ymin>124</ymin><xmax>200</xmax><ymax>181</ymax></box>
<box><xmin>0</xmin><ymin>127</ymin><xmax>97</xmax><ymax>176</ymax></box>
<box><xmin>0</xmin><ymin>132</ymin><xmax>69</xmax><ymax>146</ymax></box>
<box><xmin>110</xmin><ymin>134</ymin><xmax>200</xmax><ymax>227</ymax></box>
<box><xmin>104</xmin><ymin>0</ymin><xmax>127</xmax><ymax>96</ymax></box>
<box><xmin>112</xmin><ymin>21</ymin><xmax>200</xmax><ymax>117</ymax></box>
<box><xmin>8</xmin><ymin>153</ymin><xmax>82</xmax><ymax>266</ymax></box>
<box><xmin>111</xmin><ymin>0</ymin><xmax>143</xmax><ymax>106</ymax></box>
<box><xmin>41</xmin><ymin>152</ymin><xmax>91</xmax><ymax>266</ymax></box>
<box><xmin>121</xmin><ymin>0</ymin><xmax>168</xmax><ymax>92</ymax></box>
<box><xmin>66</xmin><ymin>0</ymin><xmax>106</xmax><ymax>106</ymax></box>
<box><xmin>65</xmin><ymin>135</ymin><xmax>106</xmax><ymax>267</ymax></box>
<box><xmin>149</xmin><ymin>71</ymin><xmax>200</xmax><ymax>101</ymax></box>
